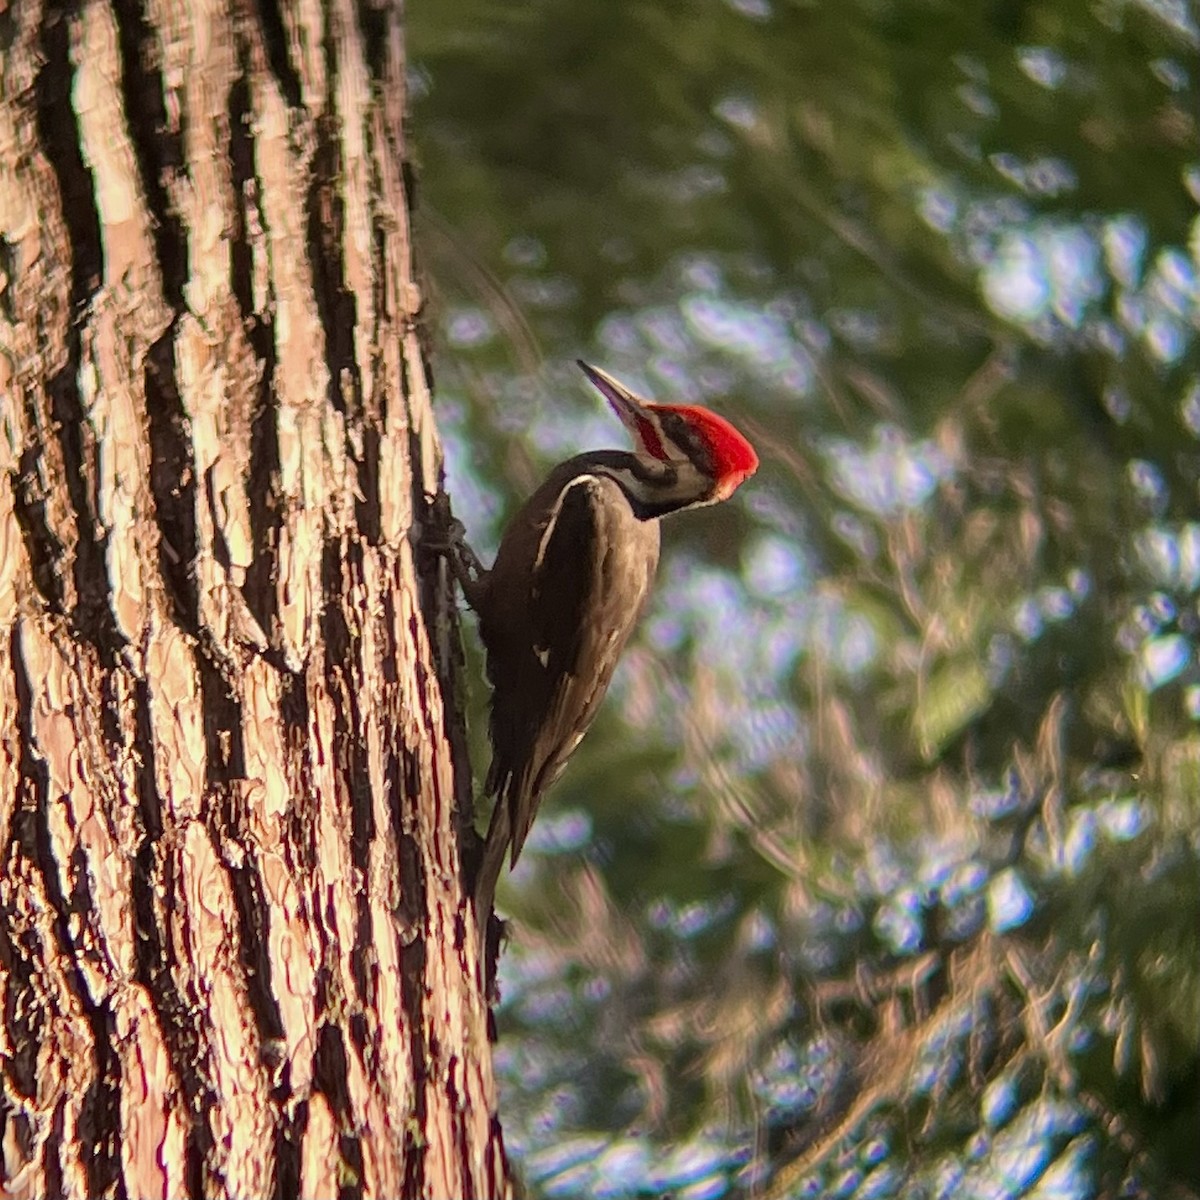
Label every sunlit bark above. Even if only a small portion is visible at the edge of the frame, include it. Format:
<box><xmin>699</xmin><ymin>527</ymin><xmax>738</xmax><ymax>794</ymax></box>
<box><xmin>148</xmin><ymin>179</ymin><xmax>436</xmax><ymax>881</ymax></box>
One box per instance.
<box><xmin>0</xmin><ymin>0</ymin><xmax>505</xmax><ymax>1195</ymax></box>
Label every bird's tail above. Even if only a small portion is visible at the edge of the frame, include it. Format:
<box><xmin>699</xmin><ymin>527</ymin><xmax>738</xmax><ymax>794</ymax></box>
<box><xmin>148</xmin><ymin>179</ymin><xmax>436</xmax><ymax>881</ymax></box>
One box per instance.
<box><xmin>473</xmin><ymin>796</ymin><xmax>511</xmax><ymax>939</ymax></box>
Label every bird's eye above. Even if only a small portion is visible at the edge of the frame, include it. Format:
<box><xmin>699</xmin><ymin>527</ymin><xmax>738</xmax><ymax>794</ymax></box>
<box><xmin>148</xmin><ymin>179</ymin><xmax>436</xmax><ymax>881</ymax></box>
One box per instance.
<box><xmin>663</xmin><ymin>413</ymin><xmax>709</xmax><ymax>469</ymax></box>
<box><xmin>661</xmin><ymin>413</ymin><xmax>688</xmax><ymax>449</ymax></box>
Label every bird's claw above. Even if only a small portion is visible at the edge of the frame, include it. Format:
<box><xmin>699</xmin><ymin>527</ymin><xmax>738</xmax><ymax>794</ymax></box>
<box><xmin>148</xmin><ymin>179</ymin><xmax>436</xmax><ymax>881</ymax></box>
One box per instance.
<box><xmin>427</xmin><ymin>518</ymin><xmax>482</xmax><ymax>577</ymax></box>
<box><xmin>445</xmin><ymin>518</ymin><xmax>486</xmax><ymax>578</ymax></box>
<box><xmin>421</xmin><ymin>494</ymin><xmax>487</xmax><ymax>603</ymax></box>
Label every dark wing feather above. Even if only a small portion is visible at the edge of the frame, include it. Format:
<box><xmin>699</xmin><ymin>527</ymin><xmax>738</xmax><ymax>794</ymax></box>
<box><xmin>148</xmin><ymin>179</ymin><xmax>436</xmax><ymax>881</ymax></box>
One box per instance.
<box><xmin>486</xmin><ymin>474</ymin><xmax>658</xmax><ymax>864</ymax></box>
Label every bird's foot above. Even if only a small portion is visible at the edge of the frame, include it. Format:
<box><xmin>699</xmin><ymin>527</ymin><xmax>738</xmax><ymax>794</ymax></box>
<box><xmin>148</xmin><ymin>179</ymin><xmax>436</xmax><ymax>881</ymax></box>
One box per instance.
<box><xmin>446</xmin><ymin>518</ymin><xmax>487</xmax><ymax>581</ymax></box>
<box><xmin>421</xmin><ymin>493</ymin><xmax>488</xmax><ymax>605</ymax></box>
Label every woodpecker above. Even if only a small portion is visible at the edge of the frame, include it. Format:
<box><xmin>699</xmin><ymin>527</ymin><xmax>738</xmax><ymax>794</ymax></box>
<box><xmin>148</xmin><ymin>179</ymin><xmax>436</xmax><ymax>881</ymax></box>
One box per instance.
<box><xmin>449</xmin><ymin>361</ymin><xmax>758</xmax><ymax>923</ymax></box>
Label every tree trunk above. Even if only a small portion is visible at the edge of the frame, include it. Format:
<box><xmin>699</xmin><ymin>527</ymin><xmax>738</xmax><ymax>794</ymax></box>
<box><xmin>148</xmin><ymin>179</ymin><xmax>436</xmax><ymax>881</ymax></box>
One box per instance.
<box><xmin>0</xmin><ymin>0</ymin><xmax>506</xmax><ymax>1195</ymax></box>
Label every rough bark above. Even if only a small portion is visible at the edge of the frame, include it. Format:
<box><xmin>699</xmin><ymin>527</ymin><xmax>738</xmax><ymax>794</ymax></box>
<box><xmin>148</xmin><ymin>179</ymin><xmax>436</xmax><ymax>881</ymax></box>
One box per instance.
<box><xmin>0</xmin><ymin>0</ymin><xmax>506</xmax><ymax>1196</ymax></box>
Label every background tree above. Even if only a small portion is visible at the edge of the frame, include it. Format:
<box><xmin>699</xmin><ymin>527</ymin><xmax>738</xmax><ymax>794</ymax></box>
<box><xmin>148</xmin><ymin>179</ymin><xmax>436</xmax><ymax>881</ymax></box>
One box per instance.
<box><xmin>0</xmin><ymin>1</ymin><xmax>504</xmax><ymax>1196</ymax></box>
<box><xmin>409</xmin><ymin>0</ymin><xmax>1200</xmax><ymax>1196</ymax></box>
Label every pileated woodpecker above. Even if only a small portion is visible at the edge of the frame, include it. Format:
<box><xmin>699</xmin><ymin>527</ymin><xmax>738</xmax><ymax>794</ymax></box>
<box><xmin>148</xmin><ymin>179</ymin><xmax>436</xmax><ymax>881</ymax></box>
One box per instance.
<box><xmin>448</xmin><ymin>362</ymin><xmax>758</xmax><ymax>923</ymax></box>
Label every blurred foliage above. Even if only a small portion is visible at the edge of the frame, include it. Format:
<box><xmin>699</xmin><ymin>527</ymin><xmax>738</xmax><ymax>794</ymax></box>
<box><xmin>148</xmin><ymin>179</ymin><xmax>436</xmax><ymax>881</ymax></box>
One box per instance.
<box><xmin>408</xmin><ymin>0</ymin><xmax>1200</xmax><ymax>1196</ymax></box>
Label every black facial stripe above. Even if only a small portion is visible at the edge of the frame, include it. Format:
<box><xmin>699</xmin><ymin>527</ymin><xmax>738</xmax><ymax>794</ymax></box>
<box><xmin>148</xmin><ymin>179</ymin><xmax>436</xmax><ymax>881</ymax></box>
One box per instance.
<box><xmin>628</xmin><ymin>457</ymin><xmax>678</xmax><ymax>488</ymax></box>
<box><xmin>661</xmin><ymin>412</ymin><xmax>712</xmax><ymax>472</ymax></box>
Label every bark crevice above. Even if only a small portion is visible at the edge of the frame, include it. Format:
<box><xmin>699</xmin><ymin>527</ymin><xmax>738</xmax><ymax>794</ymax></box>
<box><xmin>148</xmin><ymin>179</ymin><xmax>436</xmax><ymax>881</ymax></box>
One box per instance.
<box><xmin>12</xmin><ymin>629</ymin><xmax>124</xmax><ymax>1195</ymax></box>
<box><xmin>35</xmin><ymin>0</ymin><xmax>102</xmax><ymax>303</ymax></box>
<box><xmin>271</xmin><ymin>1100</ymin><xmax>303</xmax><ymax>1200</ymax></box>
<box><xmin>44</xmin><ymin>364</ymin><xmax>125</xmax><ymax>659</ymax></box>
<box><xmin>320</xmin><ymin>540</ymin><xmax>375</xmax><ymax>1017</ymax></box>
<box><xmin>251</xmin><ymin>0</ymin><xmax>302</xmax><ymax>112</ymax></box>
<box><xmin>311</xmin><ymin>985</ymin><xmax>365</xmax><ymax>1200</ymax></box>
<box><xmin>12</xmin><ymin>426</ymin><xmax>69</xmax><ymax>613</ymax></box>
<box><xmin>306</xmin><ymin>100</ymin><xmax>359</xmax><ymax>423</ymax></box>
<box><xmin>33</xmin><ymin>6</ymin><xmax>123</xmax><ymax>657</ymax></box>
<box><xmin>224</xmin><ymin>834</ymin><xmax>288</xmax><ymax>1050</ymax></box>
<box><xmin>397</xmin><ymin>796</ymin><xmax>429</xmax><ymax>1197</ymax></box>
<box><xmin>145</xmin><ymin>330</ymin><xmax>201</xmax><ymax>633</ymax></box>
<box><xmin>129</xmin><ymin>693</ymin><xmax>219</xmax><ymax>1195</ymax></box>
<box><xmin>77</xmin><ymin>1004</ymin><xmax>126</xmax><ymax>1200</ymax></box>
<box><xmin>228</xmin><ymin>65</ymin><xmax>285</xmax><ymax>644</ymax></box>
<box><xmin>110</xmin><ymin>0</ymin><xmax>188</xmax><ymax>308</ymax></box>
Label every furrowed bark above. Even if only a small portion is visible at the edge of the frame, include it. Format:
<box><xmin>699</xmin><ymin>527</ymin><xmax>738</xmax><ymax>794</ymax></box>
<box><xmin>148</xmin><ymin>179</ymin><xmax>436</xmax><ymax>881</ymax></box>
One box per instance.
<box><xmin>0</xmin><ymin>0</ymin><xmax>505</xmax><ymax>1195</ymax></box>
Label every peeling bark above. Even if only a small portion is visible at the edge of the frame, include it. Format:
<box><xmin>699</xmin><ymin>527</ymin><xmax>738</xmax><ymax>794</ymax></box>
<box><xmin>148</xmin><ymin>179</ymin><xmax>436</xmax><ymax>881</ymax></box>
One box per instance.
<box><xmin>0</xmin><ymin>0</ymin><xmax>506</xmax><ymax>1195</ymax></box>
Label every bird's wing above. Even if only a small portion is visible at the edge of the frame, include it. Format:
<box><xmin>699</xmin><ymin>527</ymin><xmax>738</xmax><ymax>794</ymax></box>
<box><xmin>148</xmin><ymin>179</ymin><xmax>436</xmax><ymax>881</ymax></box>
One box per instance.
<box><xmin>497</xmin><ymin>474</ymin><xmax>657</xmax><ymax>864</ymax></box>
